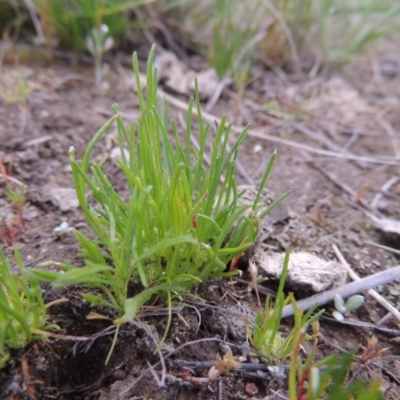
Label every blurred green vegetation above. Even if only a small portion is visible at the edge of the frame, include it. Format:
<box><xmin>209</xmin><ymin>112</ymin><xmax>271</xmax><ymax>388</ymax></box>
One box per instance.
<box><xmin>1</xmin><ymin>0</ymin><xmax>399</xmax><ymax>74</ymax></box>
<box><xmin>32</xmin><ymin>0</ymin><xmax>149</xmax><ymax>52</ymax></box>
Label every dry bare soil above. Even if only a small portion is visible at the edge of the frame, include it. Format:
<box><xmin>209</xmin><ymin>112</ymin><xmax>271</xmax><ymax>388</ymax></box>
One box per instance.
<box><xmin>1</xmin><ymin>47</ymin><xmax>400</xmax><ymax>399</ymax></box>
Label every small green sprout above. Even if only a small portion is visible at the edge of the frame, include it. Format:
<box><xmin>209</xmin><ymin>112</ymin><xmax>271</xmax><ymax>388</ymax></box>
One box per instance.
<box><xmin>247</xmin><ymin>249</ymin><xmax>324</xmax><ymax>362</ymax></box>
<box><xmin>332</xmin><ymin>293</ymin><xmax>364</xmax><ymax>321</ymax></box>
<box><xmin>86</xmin><ymin>24</ymin><xmax>114</xmax><ymax>88</ymax></box>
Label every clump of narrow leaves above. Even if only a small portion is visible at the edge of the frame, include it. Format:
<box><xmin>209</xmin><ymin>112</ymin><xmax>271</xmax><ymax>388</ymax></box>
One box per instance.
<box><xmin>32</xmin><ymin>45</ymin><xmax>288</xmax><ymax>362</ymax></box>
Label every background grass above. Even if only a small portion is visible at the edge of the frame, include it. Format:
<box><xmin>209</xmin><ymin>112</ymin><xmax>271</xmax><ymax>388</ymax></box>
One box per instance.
<box><xmin>1</xmin><ymin>0</ymin><xmax>399</xmax><ymax>73</ymax></box>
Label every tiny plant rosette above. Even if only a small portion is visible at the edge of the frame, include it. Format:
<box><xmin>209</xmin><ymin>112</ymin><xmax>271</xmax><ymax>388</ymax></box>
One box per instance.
<box><xmin>332</xmin><ymin>293</ymin><xmax>364</xmax><ymax>321</ymax></box>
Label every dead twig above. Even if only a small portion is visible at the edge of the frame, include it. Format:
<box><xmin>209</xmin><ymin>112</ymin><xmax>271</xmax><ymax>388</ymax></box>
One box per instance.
<box><xmin>146</xmin><ymin>356</ymin><xmax>166</xmax><ymax>388</ymax></box>
<box><xmin>22</xmin><ymin>0</ymin><xmax>46</xmax><ymax>44</ymax></box>
<box><xmin>371</xmin><ymin>359</ymin><xmax>400</xmax><ymax>387</ymax></box>
<box><xmin>174</xmin><ymin>359</ymin><xmax>282</xmax><ymax>372</ymax></box>
<box><xmin>320</xmin><ymin>316</ymin><xmax>400</xmax><ymax>335</ymax></box>
<box><xmin>365</xmin><ymin>240</ymin><xmax>400</xmax><ymax>256</ymax></box>
<box><xmin>299</xmin><ymin>150</ymin><xmax>372</xmax><ymax>210</ymax></box>
<box><xmin>51</xmin><ymin>73</ymin><xmax>86</xmax><ymax>90</ymax></box>
<box><xmin>16</xmin><ymin>104</ymin><xmax>29</xmax><ymax>137</ymax></box>
<box><xmin>218</xmin><ymin>378</ymin><xmax>223</xmax><ymax>400</ymax></box>
<box><xmin>375</xmin><ymin>106</ymin><xmax>400</xmax><ymax>158</ymax></box>
<box><xmin>277</xmin><ymin>96</ymin><xmax>400</xmax><ymax>140</ymax></box>
<box><xmin>25</xmin><ymin>135</ymin><xmax>53</xmax><ymax>147</ymax></box>
<box><xmin>301</xmin><ymin>152</ymin><xmax>400</xmax><ymax>236</ymax></box>
<box><xmin>0</xmin><ymin>173</ymin><xmax>25</xmax><ymax>188</ymax></box>
<box><xmin>292</xmin><ymin>122</ymin><xmax>367</xmax><ymax>169</ymax></box>
<box><xmin>364</xmin><ymin>242</ymin><xmax>400</xmax><ymax>326</ymax></box>
<box><xmin>281</xmin><ymin>264</ymin><xmax>400</xmax><ymax>319</ymax></box>
<box><xmin>333</xmin><ymin>244</ymin><xmax>400</xmax><ymax>323</ymax></box>
<box><xmin>72</xmin><ymin>325</ymin><xmax>117</xmax><ymax>356</ymax></box>
<box><xmin>377</xmin><ymin>305</ymin><xmax>400</xmax><ymax>327</ymax></box>
<box><xmin>370</xmin><ymin>175</ymin><xmax>399</xmax><ymax>212</ymax></box>
<box><xmin>268</xmin><ymin>389</ymin><xmax>289</xmax><ymax>400</ymax></box>
<box><xmin>205</xmin><ymin>77</ymin><xmax>232</xmax><ymax>112</ymax></box>
<box><xmin>21</xmin><ymin>352</ymin><xmax>40</xmax><ymax>400</ymax></box>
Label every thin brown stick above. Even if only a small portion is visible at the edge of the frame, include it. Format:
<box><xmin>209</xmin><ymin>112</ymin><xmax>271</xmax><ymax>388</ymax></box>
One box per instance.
<box><xmin>375</xmin><ymin>106</ymin><xmax>400</xmax><ymax>158</ymax></box>
<box><xmin>31</xmin><ymin>329</ymin><xmax>90</xmax><ymax>341</ymax></box>
<box><xmin>45</xmin><ymin>297</ymin><xmax>69</xmax><ymax>309</ymax></box>
<box><xmin>370</xmin><ymin>175</ymin><xmax>399</xmax><ymax>211</ymax></box>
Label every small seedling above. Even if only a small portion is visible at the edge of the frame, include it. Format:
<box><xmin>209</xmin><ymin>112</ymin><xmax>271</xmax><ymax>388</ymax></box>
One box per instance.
<box><xmin>359</xmin><ymin>336</ymin><xmax>389</xmax><ymax>364</ymax></box>
<box><xmin>86</xmin><ymin>24</ymin><xmax>114</xmax><ymax>88</ymax></box>
<box><xmin>231</xmin><ymin>61</ymin><xmax>259</xmax><ymax>101</ymax></box>
<box><xmin>247</xmin><ymin>249</ymin><xmax>324</xmax><ymax>362</ymax></box>
<box><xmin>332</xmin><ymin>293</ymin><xmax>364</xmax><ymax>321</ymax></box>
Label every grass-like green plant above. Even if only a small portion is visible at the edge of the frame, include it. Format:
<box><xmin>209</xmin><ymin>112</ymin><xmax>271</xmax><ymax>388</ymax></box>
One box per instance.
<box><xmin>206</xmin><ymin>0</ymin><xmax>264</xmax><ymax>79</ymax></box>
<box><xmin>150</xmin><ymin>0</ymin><xmax>400</xmax><ymax>86</ymax></box>
<box><xmin>31</xmin><ymin>45</ymin><xmax>289</xmax><ymax>356</ymax></box>
<box><xmin>154</xmin><ymin>0</ymin><xmax>265</xmax><ymax>80</ymax></box>
<box><xmin>317</xmin><ymin>1</ymin><xmax>400</xmax><ymax>63</ymax></box>
<box><xmin>247</xmin><ymin>249</ymin><xmax>324</xmax><ymax>362</ymax></box>
<box><xmin>246</xmin><ymin>250</ymin><xmax>383</xmax><ymax>398</ymax></box>
<box><xmin>31</xmin><ymin>0</ymin><xmax>150</xmax><ymax>86</ymax></box>
<box><xmin>261</xmin><ymin>0</ymin><xmax>400</xmax><ymax>67</ymax></box>
<box><xmin>5</xmin><ymin>0</ymin><xmax>400</xmax><ymax>79</ymax></box>
<box><xmin>0</xmin><ymin>248</ymin><xmax>58</xmax><ymax>369</ymax></box>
